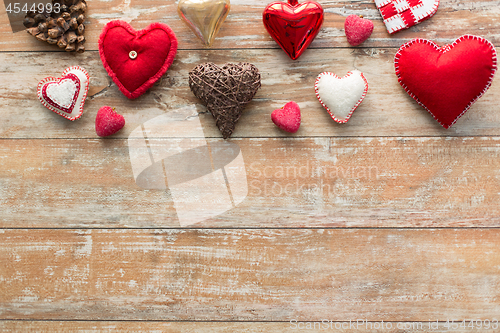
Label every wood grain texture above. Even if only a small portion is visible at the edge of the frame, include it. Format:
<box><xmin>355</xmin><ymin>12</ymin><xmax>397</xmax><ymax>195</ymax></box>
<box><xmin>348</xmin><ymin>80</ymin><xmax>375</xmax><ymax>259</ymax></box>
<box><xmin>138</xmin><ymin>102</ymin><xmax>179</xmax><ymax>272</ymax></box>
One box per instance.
<box><xmin>2</xmin><ymin>321</ymin><xmax>500</xmax><ymax>332</ymax></box>
<box><xmin>1</xmin><ymin>229</ymin><xmax>500</xmax><ymax>320</ymax></box>
<box><xmin>1</xmin><ymin>0</ymin><xmax>500</xmax><ymax>327</ymax></box>
<box><xmin>1</xmin><ymin>137</ymin><xmax>500</xmax><ymax>228</ymax></box>
<box><xmin>0</xmin><ymin>0</ymin><xmax>499</xmax><ymax>51</ymax></box>
<box><xmin>0</xmin><ymin>49</ymin><xmax>500</xmax><ymax>139</ymax></box>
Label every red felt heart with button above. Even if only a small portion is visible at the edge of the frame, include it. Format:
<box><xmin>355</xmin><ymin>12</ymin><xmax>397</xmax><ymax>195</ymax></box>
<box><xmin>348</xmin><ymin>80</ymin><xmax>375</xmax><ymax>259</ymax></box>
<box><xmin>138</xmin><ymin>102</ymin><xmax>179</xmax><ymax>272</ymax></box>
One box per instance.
<box><xmin>263</xmin><ymin>0</ymin><xmax>323</xmax><ymax>60</ymax></box>
<box><xmin>395</xmin><ymin>35</ymin><xmax>497</xmax><ymax>128</ymax></box>
<box><xmin>98</xmin><ymin>20</ymin><xmax>178</xmax><ymax>99</ymax></box>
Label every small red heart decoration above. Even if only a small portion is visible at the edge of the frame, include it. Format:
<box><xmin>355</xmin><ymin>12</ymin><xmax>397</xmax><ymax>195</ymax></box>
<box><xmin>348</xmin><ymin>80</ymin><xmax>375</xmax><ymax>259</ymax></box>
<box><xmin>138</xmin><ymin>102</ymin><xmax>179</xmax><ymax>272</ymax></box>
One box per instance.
<box><xmin>98</xmin><ymin>20</ymin><xmax>178</xmax><ymax>99</ymax></box>
<box><xmin>37</xmin><ymin>66</ymin><xmax>89</xmax><ymax>121</ymax></box>
<box><xmin>395</xmin><ymin>35</ymin><xmax>497</xmax><ymax>128</ymax></box>
<box><xmin>344</xmin><ymin>15</ymin><xmax>373</xmax><ymax>46</ymax></box>
<box><xmin>263</xmin><ymin>0</ymin><xmax>323</xmax><ymax>60</ymax></box>
<box><xmin>95</xmin><ymin>106</ymin><xmax>125</xmax><ymax>137</ymax></box>
<box><xmin>271</xmin><ymin>101</ymin><xmax>301</xmax><ymax>133</ymax></box>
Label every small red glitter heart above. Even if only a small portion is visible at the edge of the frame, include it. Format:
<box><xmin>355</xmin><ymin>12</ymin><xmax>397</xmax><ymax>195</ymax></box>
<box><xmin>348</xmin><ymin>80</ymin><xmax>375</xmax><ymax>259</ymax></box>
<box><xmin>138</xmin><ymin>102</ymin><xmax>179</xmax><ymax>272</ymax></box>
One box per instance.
<box><xmin>271</xmin><ymin>101</ymin><xmax>301</xmax><ymax>133</ymax></box>
<box><xmin>95</xmin><ymin>106</ymin><xmax>125</xmax><ymax>137</ymax></box>
<box><xmin>344</xmin><ymin>15</ymin><xmax>373</xmax><ymax>46</ymax></box>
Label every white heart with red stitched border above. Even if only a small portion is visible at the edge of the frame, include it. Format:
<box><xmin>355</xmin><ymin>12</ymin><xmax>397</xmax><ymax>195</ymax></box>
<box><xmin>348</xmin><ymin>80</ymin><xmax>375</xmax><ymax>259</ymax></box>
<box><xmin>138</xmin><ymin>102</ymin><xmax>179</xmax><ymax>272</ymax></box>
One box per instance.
<box><xmin>315</xmin><ymin>70</ymin><xmax>368</xmax><ymax>124</ymax></box>
<box><xmin>37</xmin><ymin>66</ymin><xmax>89</xmax><ymax>121</ymax></box>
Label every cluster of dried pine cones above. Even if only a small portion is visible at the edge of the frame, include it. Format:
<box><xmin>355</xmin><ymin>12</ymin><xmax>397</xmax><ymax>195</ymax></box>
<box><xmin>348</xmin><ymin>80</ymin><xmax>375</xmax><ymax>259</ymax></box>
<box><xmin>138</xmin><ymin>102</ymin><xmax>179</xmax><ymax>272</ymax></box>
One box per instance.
<box><xmin>23</xmin><ymin>0</ymin><xmax>86</xmax><ymax>53</ymax></box>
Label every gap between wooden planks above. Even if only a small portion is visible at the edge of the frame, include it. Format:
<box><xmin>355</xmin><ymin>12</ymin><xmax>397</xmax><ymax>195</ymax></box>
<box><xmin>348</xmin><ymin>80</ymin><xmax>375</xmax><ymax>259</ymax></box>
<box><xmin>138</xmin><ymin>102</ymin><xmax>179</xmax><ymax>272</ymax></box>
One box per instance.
<box><xmin>1</xmin><ymin>229</ymin><xmax>500</xmax><ymax>321</ymax></box>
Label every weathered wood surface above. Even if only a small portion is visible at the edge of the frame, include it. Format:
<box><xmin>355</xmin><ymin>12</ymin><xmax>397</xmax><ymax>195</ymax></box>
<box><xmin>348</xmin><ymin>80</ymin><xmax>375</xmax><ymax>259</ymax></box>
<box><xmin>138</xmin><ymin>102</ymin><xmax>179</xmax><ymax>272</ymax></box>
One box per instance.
<box><xmin>1</xmin><ymin>229</ymin><xmax>500</xmax><ymax>320</ymax></box>
<box><xmin>1</xmin><ymin>137</ymin><xmax>500</xmax><ymax>228</ymax></box>
<box><xmin>1</xmin><ymin>49</ymin><xmax>500</xmax><ymax>139</ymax></box>
<box><xmin>0</xmin><ymin>0</ymin><xmax>499</xmax><ymax>51</ymax></box>
<box><xmin>1</xmin><ymin>0</ymin><xmax>500</xmax><ymax>328</ymax></box>
<box><xmin>2</xmin><ymin>321</ymin><xmax>499</xmax><ymax>332</ymax></box>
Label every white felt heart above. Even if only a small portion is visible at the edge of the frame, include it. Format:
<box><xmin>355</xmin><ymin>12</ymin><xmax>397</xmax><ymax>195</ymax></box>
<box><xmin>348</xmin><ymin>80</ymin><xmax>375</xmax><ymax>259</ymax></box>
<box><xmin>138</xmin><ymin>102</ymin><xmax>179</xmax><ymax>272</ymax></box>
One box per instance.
<box><xmin>315</xmin><ymin>70</ymin><xmax>368</xmax><ymax>124</ymax></box>
<box><xmin>37</xmin><ymin>66</ymin><xmax>89</xmax><ymax>121</ymax></box>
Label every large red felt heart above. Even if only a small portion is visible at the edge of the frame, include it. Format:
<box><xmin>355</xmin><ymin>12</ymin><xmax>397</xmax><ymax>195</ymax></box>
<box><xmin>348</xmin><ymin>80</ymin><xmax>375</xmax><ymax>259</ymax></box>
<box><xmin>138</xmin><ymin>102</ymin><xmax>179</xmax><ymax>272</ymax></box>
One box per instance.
<box><xmin>395</xmin><ymin>35</ymin><xmax>497</xmax><ymax>128</ymax></box>
<box><xmin>98</xmin><ymin>20</ymin><xmax>178</xmax><ymax>99</ymax></box>
<box><xmin>263</xmin><ymin>0</ymin><xmax>323</xmax><ymax>60</ymax></box>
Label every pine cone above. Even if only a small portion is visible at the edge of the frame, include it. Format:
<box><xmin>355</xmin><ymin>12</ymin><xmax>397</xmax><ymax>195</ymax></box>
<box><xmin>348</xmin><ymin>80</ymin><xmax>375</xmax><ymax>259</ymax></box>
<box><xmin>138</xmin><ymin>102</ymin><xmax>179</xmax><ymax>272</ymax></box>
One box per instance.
<box><xmin>23</xmin><ymin>0</ymin><xmax>86</xmax><ymax>53</ymax></box>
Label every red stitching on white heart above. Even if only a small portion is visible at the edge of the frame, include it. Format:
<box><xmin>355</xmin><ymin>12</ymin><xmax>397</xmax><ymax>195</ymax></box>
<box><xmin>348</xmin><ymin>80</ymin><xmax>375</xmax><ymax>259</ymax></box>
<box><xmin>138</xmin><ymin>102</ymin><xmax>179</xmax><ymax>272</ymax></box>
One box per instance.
<box><xmin>42</xmin><ymin>73</ymin><xmax>80</xmax><ymax>113</ymax></box>
<box><xmin>394</xmin><ymin>35</ymin><xmax>498</xmax><ymax>128</ymax></box>
<box><xmin>314</xmin><ymin>71</ymin><xmax>369</xmax><ymax>124</ymax></box>
<box><xmin>37</xmin><ymin>66</ymin><xmax>90</xmax><ymax>121</ymax></box>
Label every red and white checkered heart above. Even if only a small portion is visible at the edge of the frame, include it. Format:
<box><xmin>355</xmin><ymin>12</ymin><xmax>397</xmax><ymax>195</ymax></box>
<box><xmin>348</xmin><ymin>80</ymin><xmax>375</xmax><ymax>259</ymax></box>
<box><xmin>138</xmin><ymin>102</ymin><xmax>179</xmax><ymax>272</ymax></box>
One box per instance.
<box><xmin>375</xmin><ymin>0</ymin><xmax>439</xmax><ymax>34</ymax></box>
<box><xmin>315</xmin><ymin>70</ymin><xmax>368</xmax><ymax>124</ymax></box>
<box><xmin>37</xmin><ymin>66</ymin><xmax>89</xmax><ymax>121</ymax></box>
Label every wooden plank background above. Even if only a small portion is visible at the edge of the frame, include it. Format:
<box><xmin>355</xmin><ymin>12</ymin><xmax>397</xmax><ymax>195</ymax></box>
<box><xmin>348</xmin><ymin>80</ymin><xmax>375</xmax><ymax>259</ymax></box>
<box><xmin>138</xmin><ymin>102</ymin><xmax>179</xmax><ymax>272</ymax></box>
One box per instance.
<box><xmin>1</xmin><ymin>0</ymin><xmax>500</xmax><ymax>331</ymax></box>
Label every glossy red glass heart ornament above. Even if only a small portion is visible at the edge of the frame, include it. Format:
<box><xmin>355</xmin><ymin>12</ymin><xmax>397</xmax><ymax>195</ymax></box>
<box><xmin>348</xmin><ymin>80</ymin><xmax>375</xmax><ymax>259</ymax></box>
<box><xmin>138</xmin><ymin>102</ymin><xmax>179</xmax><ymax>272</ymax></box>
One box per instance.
<box><xmin>263</xmin><ymin>0</ymin><xmax>324</xmax><ymax>60</ymax></box>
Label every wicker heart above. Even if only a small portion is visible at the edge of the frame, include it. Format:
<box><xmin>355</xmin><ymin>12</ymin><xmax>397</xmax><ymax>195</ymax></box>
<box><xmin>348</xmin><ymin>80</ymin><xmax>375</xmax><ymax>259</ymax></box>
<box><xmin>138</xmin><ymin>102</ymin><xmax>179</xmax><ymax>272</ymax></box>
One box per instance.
<box><xmin>189</xmin><ymin>62</ymin><xmax>261</xmax><ymax>139</ymax></box>
<box><xmin>395</xmin><ymin>35</ymin><xmax>497</xmax><ymax>128</ymax></box>
<box><xmin>315</xmin><ymin>70</ymin><xmax>368</xmax><ymax>124</ymax></box>
<box><xmin>37</xmin><ymin>66</ymin><xmax>89</xmax><ymax>120</ymax></box>
<box><xmin>98</xmin><ymin>20</ymin><xmax>178</xmax><ymax>99</ymax></box>
<box><xmin>375</xmin><ymin>0</ymin><xmax>439</xmax><ymax>34</ymax></box>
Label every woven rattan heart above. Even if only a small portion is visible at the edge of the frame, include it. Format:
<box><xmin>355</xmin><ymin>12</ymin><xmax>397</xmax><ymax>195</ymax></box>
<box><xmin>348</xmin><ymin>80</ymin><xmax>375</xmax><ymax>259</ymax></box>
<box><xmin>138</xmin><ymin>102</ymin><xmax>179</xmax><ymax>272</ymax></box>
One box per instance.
<box><xmin>189</xmin><ymin>62</ymin><xmax>261</xmax><ymax>139</ymax></box>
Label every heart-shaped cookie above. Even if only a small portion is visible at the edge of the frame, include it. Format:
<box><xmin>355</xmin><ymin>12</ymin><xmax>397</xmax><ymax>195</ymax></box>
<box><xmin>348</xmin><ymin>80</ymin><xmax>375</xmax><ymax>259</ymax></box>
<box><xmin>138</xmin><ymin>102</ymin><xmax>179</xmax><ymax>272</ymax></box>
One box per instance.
<box><xmin>395</xmin><ymin>35</ymin><xmax>497</xmax><ymax>128</ymax></box>
<box><xmin>189</xmin><ymin>62</ymin><xmax>261</xmax><ymax>139</ymax></box>
<box><xmin>376</xmin><ymin>0</ymin><xmax>439</xmax><ymax>34</ymax></box>
<box><xmin>263</xmin><ymin>0</ymin><xmax>323</xmax><ymax>60</ymax></box>
<box><xmin>178</xmin><ymin>0</ymin><xmax>230</xmax><ymax>47</ymax></box>
<box><xmin>98</xmin><ymin>20</ymin><xmax>178</xmax><ymax>99</ymax></box>
<box><xmin>315</xmin><ymin>70</ymin><xmax>368</xmax><ymax>124</ymax></box>
<box><xmin>37</xmin><ymin>66</ymin><xmax>89</xmax><ymax>121</ymax></box>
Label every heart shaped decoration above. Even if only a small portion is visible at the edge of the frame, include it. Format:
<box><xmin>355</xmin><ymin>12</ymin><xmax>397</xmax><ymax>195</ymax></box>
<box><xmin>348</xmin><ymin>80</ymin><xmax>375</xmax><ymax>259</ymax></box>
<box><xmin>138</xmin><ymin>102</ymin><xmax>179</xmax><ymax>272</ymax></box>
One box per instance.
<box><xmin>375</xmin><ymin>0</ymin><xmax>439</xmax><ymax>34</ymax></box>
<box><xmin>271</xmin><ymin>101</ymin><xmax>301</xmax><ymax>133</ymax></box>
<box><xmin>98</xmin><ymin>20</ymin><xmax>178</xmax><ymax>99</ymax></box>
<box><xmin>37</xmin><ymin>66</ymin><xmax>89</xmax><ymax>121</ymax></box>
<box><xmin>189</xmin><ymin>62</ymin><xmax>261</xmax><ymax>139</ymax></box>
<box><xmin>178</xmin><ymin>0</ymin><xmax>230</xmax><ymax>47</ymax></box>
<box><xmin>344</xmin><ymin>15</ymin><xmax>373</xmax><ymax>46</ymax></box>
<box><xmin>96</xmin><ymin>106</ymin><xmax>125</xmax><ymax>137</ymax></box>
<box><xmin>315</xmin><ymin>70</ymin><xmax>368</xmax><ymax>124</ymax></box>
<box><xmin>263</xmin><ymin>0</ymin><xmax>323</xmax><ymax>60</ymax></box>
<box><xmin>395</xmin><ymin>35</ymin><xmax>497</xmax><ymax>128</ymax></box>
